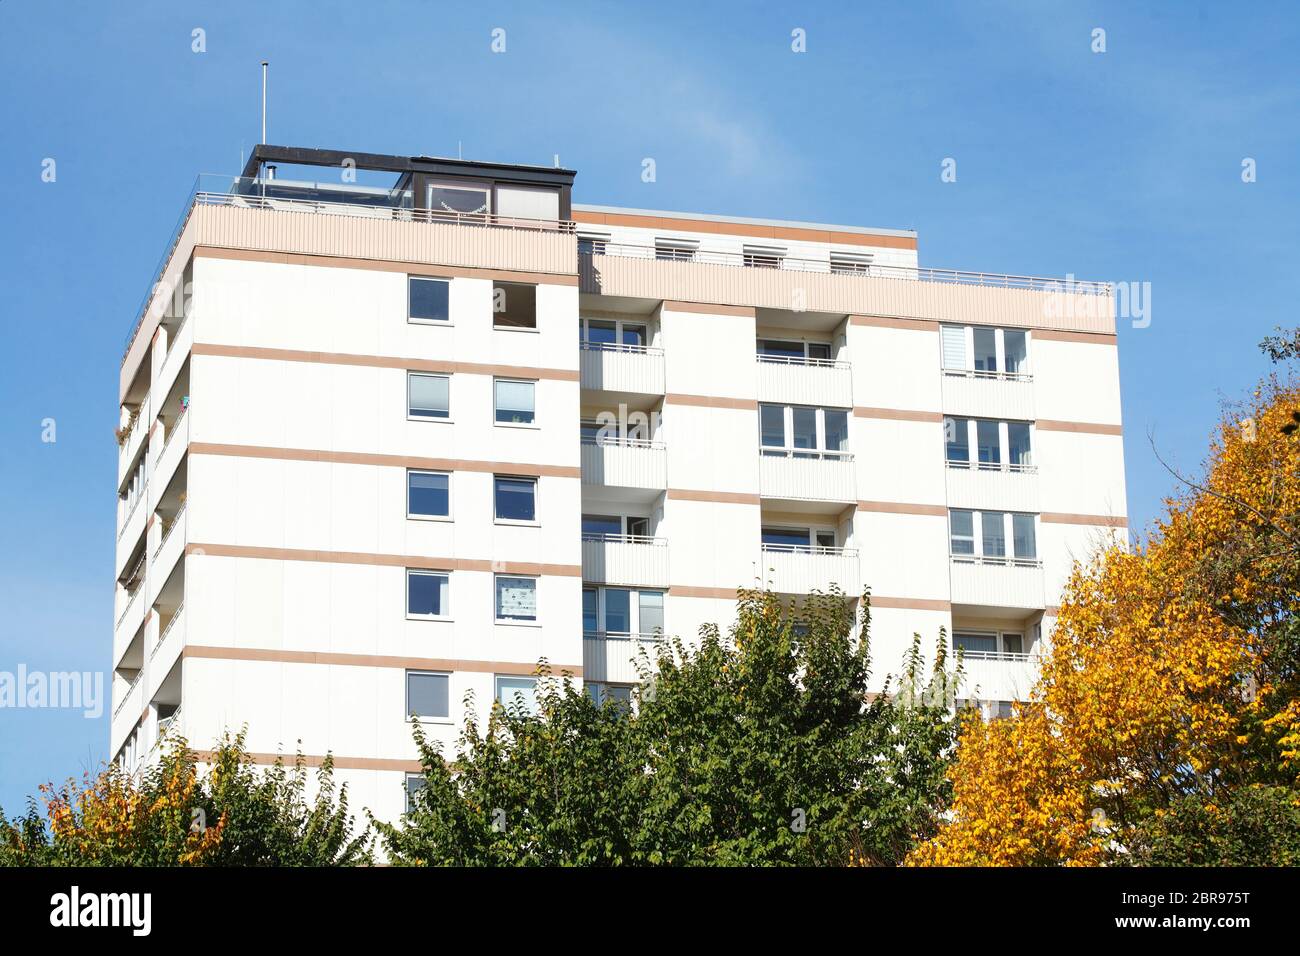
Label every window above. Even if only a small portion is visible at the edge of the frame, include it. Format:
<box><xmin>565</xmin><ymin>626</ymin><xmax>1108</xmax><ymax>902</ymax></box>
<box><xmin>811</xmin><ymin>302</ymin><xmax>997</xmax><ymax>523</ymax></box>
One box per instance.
<box><xmin>949</xmin><ymin>510</ymin><xmax>975</xmax><ymax>556</ymax></box>
<box><xmin>941</xmin><ymin>325</ymin><xmax>1032</xmax><ymax>378</ymax></box>
<box><xmin>762</xmin><ymin>526</ymin><xmax>837</xmax><ymax>551</ymax></box>
<box><xmin>976</xmin><ymin>420</ymin><xmax>1001</xmax><ymax>466</ymax></box>
<box><xmin>577</xmin><ymin>232</ymin><xmax>609</xmax><ymax>255</ymax></box>
<box><xmin>950</xmin><ymin>510</ymin><xmax>1039</xmax><ymax>563</ymax></box>
<box><xmin>1002</xmin><ymin>633</ymin><xmax>1024</xmax><ymax>655</ymax></box>
<box><xmin>496</xmin><ymin>575</ymin><xmax>537</xmax><ymax>622</ymax></box>
<box><xmin>408</xmin><ymin>373</ymin><xmax>449</xmax><ymax>420</ymax></box>
<box><xmin>495</xmin><ymin>676</ymin><xmax>540</xmax><ymax>714</ymax></box>
<box><xmin>586</xmin><ymin>683</ymin><xmax>634</xmax><ymax>707</ymax></box>
<box><xmin>638</xmin><ymin>591</ymin><xmax>664</xmax><ymax>635</ymax></box>
<box><xmin>582</xmin><ymin>587</ymin><xmax>598</xmax><ymax>633</ymax></box>
<box><xmin>582</xmin><ymin>317</ymin><xmax>648</xmax><ymax>349</ymax></box>
<box><xmin>407</xmin><ymin>570</ymin><xmax>450</xmax><ymax>619</ymax></box>
<box><xmin>406</xmin><ymin>671</ymin><xmax>450</xmax><ymax>720</ymax></box>
<box><xmin>583</xmin><ymin>586</ymin><xmax>666</xmax><ymax>637</ymax></box>
<box><xmin>405</xmin><ymin>774</ymin><xmax>427</xmax><ymax>813</ymax></box>
<box><xmin>1007</xmin><ymin>423</ymin><xmax>1033</xmax><ymax>468</ymax></box>
<box><xmin>655</xmin><ymin>238</ymin><xmax>697</xmax><ymax>262</ymax></box>
<box><xmin>408</xmin><ymin>277</ymin><xmax>450</xmax><ymax>323</ymax></box>
<box><xmin>945</xmin><ymin>419</ymin><xmax>1033</xmax><ymax>471</ymax></box>
<box><xmin>945</xmin><ymin>417</ymin><xmax>970</xmax><ymax>464</ymax></box>
<box><xmin>758</xmin><ymin>404</ymin><xmax>851</xmax><ymax>459</ymax></box>
<box><xmin>758</xmin><ymin>339</ymin><xmax>834</xmax><ymax>364</ymax></box>
<box><xmin>582</xmin><ymin>514</ymin><xmax>649</xmax><ymax>538</ymax></box>
<box><xmin>604</xmin><ymin>588</ymin><xmax>632</xmax><ymax>634</ymax></box>
<box><xmin>953</xmin><ymin>632</ymin><xmax>997</xmax><ymax>654</ymax></box>
<box><xmin>407</xmin><ymin>471</ymin><xmax>450</xmax><ymax>519</ymax></box>
<box><xmin>425</xmin><ymin>183</ymin><xmax>489</xmax><ymax>214</ymax></box>
<box><xmin>494</xmin><ymin>379</ymin><xmax>536</xmax><ymax>425</ymax></box>
<box><xmin>492</xmin><ymin>281</ymin><xmax>537</xmax><ymax>330</ymax></box>
<box><xmin>494</xmin><ymin>476</ymin><xmax>537</xmax><ymax>523</ymax></box>
<box><xmin>743</xmin><ymin>245</ymin><xmax>785</xmax><ymax>269</ymax></box>
<box><xmin>830</xmin><ymin>250</ymin><xmax>872</xmax><ymax>275</ymax></box>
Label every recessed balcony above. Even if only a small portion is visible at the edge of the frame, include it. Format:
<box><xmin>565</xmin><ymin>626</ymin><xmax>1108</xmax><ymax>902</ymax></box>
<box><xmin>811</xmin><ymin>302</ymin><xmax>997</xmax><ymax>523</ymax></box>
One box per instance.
<box><xmin>580</xmin><ymin>437</ymin><xmax>667</xmax><ymax>491</ymax></box>
<box><xmin>756</xmin><ymin>355</ymin><xmax>853</xmax><ymax>408</ymax></box>
<box><xmin>582</xmin><ymin>631</ymin><xmax>663</xmax><ymax>685</ymax></box>
<box><xmin>957</xmin><ymin>650</ymin><xmax>1043</xmax><ymax>703</ymax></box>
<box><xmin>581</xmin><ymin>533</ymin><xmax>670</xmax><ymax>588</ymax></box>
<box><xmin>941</xmin><ymin>369</ymin><xmax>1035</xmax><ymax>420</ymax></box>
<box><xmin>758</xmin><ymin>450</ymin><xmax>856</xmax><ymax>504</ymax></box>
<box><xmin>945</xmin><ymin>460</ymin><xmax>1039</xmax><ymax>513</ymax></box>
<box><xmin>761</xmin><ymin>544</ymin><xmax>860</xmax><ymax>595</ymax></box>
<box><xmin>949</xmin><ymin>554</ymin><xmax>1045</xmax><ymax>610</ymax></box>
<box><xmin>580</xmin><ymin>342</ymin><xmax>665</xmax><ymax>395</ymax></box>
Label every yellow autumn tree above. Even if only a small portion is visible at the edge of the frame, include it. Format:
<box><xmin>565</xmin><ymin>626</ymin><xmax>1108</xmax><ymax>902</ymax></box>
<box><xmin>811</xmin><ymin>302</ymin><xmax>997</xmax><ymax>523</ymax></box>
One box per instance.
<box><xmin>910</xmin><ymin>374</ymin><xmax>1300</xmax><ymax>866</ymax></box>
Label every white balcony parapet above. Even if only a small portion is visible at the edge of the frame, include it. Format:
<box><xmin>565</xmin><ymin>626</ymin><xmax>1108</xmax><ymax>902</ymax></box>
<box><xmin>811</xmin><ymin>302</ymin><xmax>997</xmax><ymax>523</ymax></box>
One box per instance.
<box><xmin>756</xmin><ymin>355</ymin><xmax>854</xmax><ymax>408</ymax></box>
<box><xmin>581</xmin><ymin>534</ymin><xmax>670</xmax><ymax>587</ymax></box>
<box><xmin>949</xmin><ymin>554</ymin><xmax>1045</xmax><ymax>610</ymax></box>
<box><xmin>158</xmin><ymin>406</ymin><xmax>189</xmax><ymax>459</ymax></box>
<box><xmin>579</xmin><ymin>341</ymin><xmax>665</xmax><ymax>395</ymax></box>
<box><xmin>152</xmin><ymin>603</ymin><xmax>184</xmax><ymax>658</ymax></box>
<box><xmin>945</xmin><ymin>461</ymin><xmax>1040</xmax><ymax>513</ymax></box>
<box><xmin>940</xmin><ymin>369</ymin><xmax>1036</xmax><ymax>421</ymax></box>
<box><xmin>761</xmin><ymin>544</ymin><xmax>861</xmax><ymax>595</ymax></box>
<box><xmin>758</xmin><ymin>449</ymin><xmax>856</xmax><ymax>503</ymax></box>
<box><xmin>580</xmin><ymin>437</ymin><xmax>667</xmax><ymax>490</ymax></box>
<box><xmin>115</xmin><ymin>586</ymin><xmax>142</xmax><ymax>630</ymax></box>
<box><xmin>958</xmin><ymin>653</ymin><xmax>1044</xmax><ymax>704</ymax></box>
<box><xmin>582</xmin><ymin>631</ymin><xmax>665</xmax><ymax>684</ymax></box>
<box><xmin>152</xmin><ymin>503</ymin><xmax>187</xmax><ymax>559</ymax></box>
<box><xmin>114</xmin><ymin>671</ymin><xmax>143</xmax><ymax>718</ymax></box>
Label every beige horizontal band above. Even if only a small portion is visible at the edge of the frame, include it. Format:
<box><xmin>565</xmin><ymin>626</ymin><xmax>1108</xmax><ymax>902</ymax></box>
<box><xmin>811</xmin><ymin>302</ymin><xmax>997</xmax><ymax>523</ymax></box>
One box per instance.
<box><xmin>189</xmin><ymin>442</ymin><xmax>580</xmax><ymax>479</ymax></box>
<box><xmin>665</xmin><ymin>393</ymin><xmax>758</xmax><ymax>410</ymax></box>
<box><xmin>662</xmin><ymin>300</ymin><xmax>757</xmax><ymax>317</ymax></box>
<box><xmin>1031</xmin><ymin>329</ymin><xmax>1118</xmax><ymax>345</ymax></box>
<box><xmin>854</xmin><ymin>407</ymin><xmax>945</xmax><ymax>423</ymax></box>
<box><xmin>857</xmin><ymin>500</ymin><xmax>947</xmax><ymax>516</ymax></box>
<box><xmin>1036</xmin><ymin>420</ymin><xmax>1124</xmax><ymax>436</ymax></box>
<box><xmin>1041</xmin><ymin>512</ymin><xmax>1127</xmax><ymax>528</ymax></box>
<box><xmin>573</xmin><ymin>210</ymin><xmax>917</xmax><ymax>250</ymax></box>
<box><xmin>849</xmin><ymin>315</ymin><xmax>940</xmax><ymax>332</ymax></box>
<box><xmin>668</xmin><ymin>585</ymin><xmax>740</xmax><ymax>599</ymax></box>
<box><xmin>184</xmin><ymin>644</ymin><xmax>580</xmax><ymax>678</ymax></box>
<box><xmin>191</xmin><ymin>749</ymin><xmax>424</xmax><ymax>773</ymax></box>
<box><xmin>869</xmin><ymin>596</ymin><xmax>952</xmax><ymax>612</ymax></box>
<box><xmin>667</xmin><ymin>489</ymin><xmax>762</xmax><ymax>505</ymax></box>
<box><xmin>194</xmin><ymin>245</ymin><xmax>579</xmax><ymax>286</ymax></box>
<box><xmin>192</xmin><ymin>342</ymin><xmax>579</xmax><ymax>382</ymax></box>
<box><xmin>185</xmin><ymin>542</ymin><xmax>582</xmax><ymax>577</ymax></box>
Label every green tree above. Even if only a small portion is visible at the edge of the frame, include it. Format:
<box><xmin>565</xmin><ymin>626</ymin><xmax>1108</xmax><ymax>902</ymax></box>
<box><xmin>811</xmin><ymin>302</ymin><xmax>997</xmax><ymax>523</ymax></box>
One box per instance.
<box><xmin>376</xmin><ymin>588</ymin><xmax>960</xmax><ymax>866</ymax></box>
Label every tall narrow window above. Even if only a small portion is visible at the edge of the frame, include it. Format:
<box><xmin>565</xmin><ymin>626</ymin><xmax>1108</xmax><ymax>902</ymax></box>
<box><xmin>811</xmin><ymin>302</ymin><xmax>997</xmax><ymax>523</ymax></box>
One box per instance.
<box><xmin>582</xmin><ymin>587</ymin><xmax>598</xmax><ymax>634</ymax></box>
<box><xmin>496</xmin><ymin>575</ymin><xmax>537</xmax><ymax>622</ymax></box>
<box><xmin>407</xmin><ymin>471</ymin><xmax>450</xmax><ymax>518</ymax></box>
<box><xmin>1007</xmin><ymin>423</ymin><xmax>1032</xmax><ymax>468</ymax></box>
<box><xmin>494</xmin><ymin>380</ymin><xmax>536</xmax><ymax>425</ymax></box>
<box><xmin>1012</xmin><ymin>513</ymin><xmax>1037</xmax><ymax>560</ymax></box>
<box><xmin>639</xmin><ymin>591</ymin><xmax>665</xmax><ymax>635</ymax></box>
<box><xmin>759</xmin><ymin>405</ymin><xmax>785</xmax><ymax>453</ymax></box>
<box><xmin>976</xmin><ymin>420</ymin><xmax>1001</xmax><ymax>466</ymax></box>
<box><xmin>408</xmin><ymin>373</ymin><xmax>449</xmax><ymax>420</ymax></box>
<box><xmin>981</xmin><ymin>511</ymin><xmax>1007</xmax><ymax>558</ymax></box>
<box><xmin>941</xmin><ymin>325</ymin><xmax>967</xmax><ymax>370</ymax></box>
<box><xmin>791</xmin><ymin>407</ymin><xmax>818</xmax><ymax>456</ymax></box>
<box><xmin>823</xmin><ymin>409</ymin><xmax>849</xmax><ymax>454</ymax></box>
<box><xmin>494</xmin><ymin>476</ymin><xmax>537</xmax><ymax>522</ymax></box>
<box><xmin>408</xmin><ymin>277</ymin><xmax>450</xmax><ymax>323</ymax></box>
<box><xmin>973</xmin><ymin>327</ymin><xmax>998</xmax><ymax>373</ymax></box>
<box><xmin>946</xmin><ymin>417</ymin><xmax>970</xmax><ymax>463</ymax></box>
<box><xmin>950</xmin><ymin>510</ymin><xmax>975</xmax><ymax>555</ymax></box>
<box><xmin>1004</xmin><ymin>329</ymin><xmax>1028</xmax><ymax>375</ymax></box>
<box><xmin>603</xmin><ymin>588</ymin><xmax>631</xmax><ymax>634</ymax></box>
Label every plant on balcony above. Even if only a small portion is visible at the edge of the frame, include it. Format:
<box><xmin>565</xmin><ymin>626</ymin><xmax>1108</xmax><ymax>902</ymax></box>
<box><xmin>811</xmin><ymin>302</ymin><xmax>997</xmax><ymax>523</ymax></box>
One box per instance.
<box><xmin>376</xmin><ymin>588</ymin><xmax>961</xmax><ymax>866</ymax></box>
<box><xmin>909</xmin><ymin>361</ymin><xmax>1300</xmax><ymax>867</ymax></box>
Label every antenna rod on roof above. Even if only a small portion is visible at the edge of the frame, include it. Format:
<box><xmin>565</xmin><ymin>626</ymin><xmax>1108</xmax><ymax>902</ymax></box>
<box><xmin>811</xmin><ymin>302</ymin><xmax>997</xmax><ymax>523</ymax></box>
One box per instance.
<box><xmin>260</xmin><ymin>61</ymin><xmax>269</xmax><ymax>146</ymax></box>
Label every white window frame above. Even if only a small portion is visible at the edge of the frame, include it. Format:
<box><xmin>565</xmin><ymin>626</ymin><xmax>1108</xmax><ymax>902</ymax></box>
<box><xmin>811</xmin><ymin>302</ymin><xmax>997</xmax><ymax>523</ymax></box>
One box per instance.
<box><xmin>407</xmin><ymin>275</ymin><xmax>452</xmax><ymax>325</ymax></box>
<box><xmin>491</xmin><ymin>281</ymin><xmax>538</xmax><ymax>332</ymax></box>
<box><xmin>756</xmin><ymin>338</ymin><xmax>835</xmax><ymax>365</ymax></box>
<box><xmin>742</xmin><ymin>244</ymin><xmax>786</xmax><ymax>269</ymax></box>
<box><xmin>829</xmin><ymin>250</ymin><xmax>873</xmax><ymax>275</ymax></box>
<box><xmin>760</xmin><ymin>524</ymin><xmax>839</xmax><ymax>553</ymax></box>
<box><xmin>579</xmin><ymin>316</ymin><xmax>652</xmax><ymax>351</ymax></box>
<box><xmin>577</xmin><ymin>232</ymin><xmax>610</xmax><ymax>256</ymax></box>
<box><xmin>949</xmin><ymin>510</ymin><xmax>1040</xmax><ymax>566</ymax></box>
<box><xmin>493</xmin><ymin>378</ymin><xmax>538</xmax><ymax>428</ymax></box>
<box><xmin>407</xmin><ymin>371</ymin><xmax>451</xmax><ymax>423</ymax></box>
<box><xmin>405</xmin><ymin>773</ymin><xmax>427</xmax><ymax>813</ymax></box>
<box><xmin>494</xmin><ymin>675</ymin><xmax>540</xmax><ymax>714</ymax></box>
<box><xmin>952</xmin><ymin>629</ymin><xmax>1027</xmax><ymax>660</ymax></box>
<box><xmin>493</xmin><ymin>474</ymin><xmax>539</xmax><ymax>526</ymax></box>
<box><xmin>940</xmin><ymin>324</ymin><xmax>1033</xmax><ymax>380</ymax></box>
<box><xmin>495</xmin><ymin>574</ymin><xmax>539</xmax><ymax>624</ymax></box>
<box><xmin>406</xmin><ymin>469</ymin><xmax>451</xmax><ymax>521</ymax></box>
<box><xmin>405</xmin><ymin>669</ymin><xmax>452</xmax><ymax>723</ymax></box>
<box><xmin>758</xmin><ymin>403</ymin><xmax>852</xmax><ymax>460</ymax></box>
<box><xmin>406</xmin><ymin>569</ymin><xmax>451</xmax><ymax>621</ymax></box>
<box><xmin>581</xmin><ymin>513</ymin><xmax>652</xmax><ymax>540</ymax></box>
<box><xmin>654</xmin><ymin>237</ymin><xmax>698</xmax><ymax>262</ymax></box>
<box><xmin>582</xmin><ymin>585</ymin><xmax>666</xmax><ymax>639</ymax></box>
<box><xmin>424</xmin><ymin>181</ymin><xmax>491</xmax><ymax>216</ymax></box>
<box><xmin>944</xmin><ymin>418</ymin><xmax>1035</xmax><ymax>472</ymax></box>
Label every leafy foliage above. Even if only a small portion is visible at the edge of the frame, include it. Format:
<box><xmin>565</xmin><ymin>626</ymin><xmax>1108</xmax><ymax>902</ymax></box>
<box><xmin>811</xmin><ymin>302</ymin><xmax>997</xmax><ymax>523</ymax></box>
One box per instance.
<box><xmin>0</xmin><ymin>730</ymin><xmax>370</xmax><ymax>866</ymax></box>
<box><xmin>376</xmin><ymin>589</ymin><xmax>959</xmax><ymax>866</ymax></box>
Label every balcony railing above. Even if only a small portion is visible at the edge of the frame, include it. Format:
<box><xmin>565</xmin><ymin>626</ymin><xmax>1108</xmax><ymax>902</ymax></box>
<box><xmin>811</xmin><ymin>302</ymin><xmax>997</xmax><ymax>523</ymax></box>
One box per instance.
<box><xmin>950</xmin><ymin>553</ymin><xmax>1042</xmax><ymax>569</ymax></box>
<box><xmin>582</xmin><ymin>532</ymin><xmax>664</xmax><ymax>546</ymax></box>
<box><xmin>756</xmin><ymin>354</ymin><xmax>849</xmax><ymax>370</ymax></box>
<box><xmin>152</xmin><ymin>603</ymin><xmax>184</xmax><ymax>658</ymax></box>
<box><xmin>760</xmin><ymin>543</ymin><xmax>859</xmax><ymax>557</ymax></box>
<box><xmin>945</xmin><ymin>459</ymin><xmax>1038</xmax><ymax>476</ymax></box>
<box><xmin>158</xmin><ymin>405</ymin><xmax>189</xmax><ymax>458</ymax></box>
<box><xmin>580</xmin><ymin>341</ymin><xmax>662</xmax><ymax>357</ymax></box>
<box><xmin>759</xmin><ymin>447</ymin><xmax>854</xmax><ymax>462</ymax></box>
<box><xmin>588</xmin><ymin>242</ymin><xmax>1113</xmax><ymax>294</ymax></box>
<box><xmin>955</xmin><ymin>649</ymin><xmax>1039</xmax><ymax>662</ymax></box>
<box><xmin>579</xmin><ymin>341</ymin><xmax>666</xmax><ymax>395</ymax></box>
<box><xmin>153</xmin><ymin>502</ymin><xmax>186</xmax><ymax>559</ymax></box>
<box><xmin>942</xmin><ymin>367</ymin><xmax>1033</xmax><ymax>384</ymax></box>
<box><xmin>113</xmin><ymin>670</ymin><xmax>143</xmax><ymax>718</ymax></box>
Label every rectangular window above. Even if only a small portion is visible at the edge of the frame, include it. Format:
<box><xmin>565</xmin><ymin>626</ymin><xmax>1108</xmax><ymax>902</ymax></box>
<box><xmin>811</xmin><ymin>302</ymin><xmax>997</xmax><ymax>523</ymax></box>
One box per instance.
<box><xmin>638</xmin><ymin>591</ymin><xmax>664</xmax><ymax>635</ymax></box>
<box><xmin>405</xmin><ymin>773</ymin><xmax>427</xmax><ymax>813</ymax></box>
<box><xmin>493</xmin><ymin>281</ymin><xmax>537</xmax><ymax>330</ymax></box>
<box><xmin>494</xmin><ymin>476</ymin><xmax>537</xmax><ymax>523</ymax></box>
<box><xmin>1004</xmin><ymin>330</ymin><xmax>1028</xmax><ymax>375</ymax></box>
<box><xmin>426</xmin><ymin>183</ymin><xmax>489</xmax><ymax>214</ymax></box>
<box><xmin>823</xmin><ymin>409</ymin><xmax>849</xmax><ymax>453</ymax></box>
<box><xmin>577</xmin><ymin>232</ymin><xmax>609</xmax><ymax>255</ymax></box>
<box><xmin>977</xmin><ymin>420</ymin><xmax>1002</xmax><ymax>466</ymax></box>
<box><xmin>981</xmin><ymin>511</ymin><xmax>1007</xmax><ymax>558</ymax></box>
<box><xmin>953</xmin><ymin>632</ymin><xmax>997</xmax><ymax>654</ymax></box>
<box><xmin>586</xmin><ymin>683</ymin><xmax>634</xmax><ymax>707</ymax></box>
<box><xmin>1007</xmin><ymin>423</ymin><xmax>1032</xmax><ymax>468</ymax></box>
<box><xmin>408</xmin><ymin>373</ymin><xmax>449</xmax><ymax>420</ymax></box>
<box><xmin>495</xmin><ymin>676</ymin><xmax>539</xmax><ymax>714</ymax></box>
<box><xmin>1002</xmin><ymin>633</ymin><xmax>1025</xmax><ymax>655</ymax></box>
<box><xmin>1012</xmin><ymin>513</ymin><xmax>1037</xmax><ymax>560</ymax></box>
<box><xmin>759</xmin><ymin>404</ymin><xmax>852</xmax><ymax>458</ymax></box>
<box><xmin>496</xmin><ymin>575</ymin><xmax>537</xmax><ymax>622</ymax></box>
<box><xmin>791</xmin><ymin>406</ymin><xmax>818</xmax><ymax>456</ymax></box>
<box><xmin>946</xmin><ymin>417</ymin><xmax>970</xmax><ymax>463</ymax></box>
<box><xmin>941</xmin><ymin>325</ymin><xmax>967</xmax><ymax>369</ymax></box>
<box><xmin>742</xmin><ymin>245</ymin><xmax>785</xmax><ymax>269</ymax></box>
<box><xmin>830</xmin><ymin>251</ymin><xmax>872</xmax><ymax>275</ymax></box>
<box><xmin>762</xmin><ymin>526</ymin><xmax>813</xmax><ymax>549</ymax></box>
<box><xmin>759</xmin><ymin>405</ymin><xmax>785</xmax><ymax>452</ymax></box>
<box><xmin>407</xmin><ymin>471</ymin><xmax>450</xmax><ymax>518</ymax></box>
<box><xmin>973</xmin><ymin>327</ymin><xmax>998</xmax><ymax>373</ymax></box>
<box><xmin>626</xmin><ymin>516</ymin><xmax>649</xmax><ymax>537</ymax></box>
<box><xmin>582</xmin><ymin>514</ymin><xmax>622</xmax><ymax>537</ymax></box>
<box><xmin>582</xmin><ymin>587</ymin><xmax>598</xmax><ymax>634</ymax></box>
<box><xmin>603</xmin><ymin>588</ymin><xmax>632</xmax><ymax>634</ymax></box>
<box><xmin>408</xmin><ymin>277</ymin><xmax>450</xmax><ymax>323</ymax></box>
<box><xmin>950</xmin><ymin>510</ymin><xmax>975</xmax><ymax>556</ymax></box>
<box><xmin>758</xmin><ymin>339</ymin><xmax>805</xmax><ymax>360</ymax></box>
<box><xmin>655</xmin><ymin>239</ymin><xmax>697</xmax><ymax>262</ymax></box>
<box><xmin>407</xmin><ymin>570</ymin><xmax>450</xmax><ymax>618</ymax></box>
<box><xmin>406</xmin><ymin>671</ymin><xmax>450</xmax><ymax>720</ymax></box>
<box><xmin>494</xmin><ymin>379</ymin><xmax>536</xmax><ymax>425</ymax></box>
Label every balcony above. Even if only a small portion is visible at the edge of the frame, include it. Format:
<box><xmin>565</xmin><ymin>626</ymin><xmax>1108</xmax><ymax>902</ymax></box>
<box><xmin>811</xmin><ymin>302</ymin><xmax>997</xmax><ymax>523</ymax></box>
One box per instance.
<box><xmin>582</xmin><ymin>632</ymin><xmax>664</xmax><ymax>685</ymax></box>
<box><xmin>580</xmin><ymin>342</ymin><xmax>665</xmax><ymax>395</ymax></box>
<box><xmin>756</xmin><ymin>355</ymin><xmax>853</xmax><ymax>408</ymax></box>
<box><xmin>150</xmin><ymin>504</ymin><xmax>187</xmax><ymax>597</ymax></box>
<box><xmin>945</xmin><ymin>460</ymin><xmax>1039</xmax><ymax>513</ymax></box>
<box><xmin>941</xmin><ymin>369</ymin><xmax>1035</xmax><ymax>421</ymax></box>
<box><xmin>958</xmin><ymin>651</ymin><xmax>1043</xmax><ymax>703</ymax></box>
<box><xmin>116</xmin><ymin>395</ymin><xmax>149</xmax><ymax>484</ymax></box>
<box><xmin>581</xmin><ymin>437</ymin><xmax>667</xmax><ymax>491</ymax></box>
<box><xmin>761</xmin><ymin>544</ymin><xmax>860</xmax><ymax>595</ymax></box>
<box><xmin>758</xmin><ymin>450</ymin><xmax>856</xmax><ymax>504</ymax></box>
<box><xmin>949</xmin><ymin>555</ymin><xmax>1045</xmax><ymax>610</ymax></box>
<box><xmin>111</xmin><ymin>669</ymin><xmax>145</xmax><ymax>747</ymax></box>
<box><xmin>581</xmin><ymin>534</ymin><xmax>670</xmax><ymax>587</ymax></box>
<box><xmin>580</xmin><ymin>244</ymin><xmax>1114</xmax><ymax>335</ymax></box>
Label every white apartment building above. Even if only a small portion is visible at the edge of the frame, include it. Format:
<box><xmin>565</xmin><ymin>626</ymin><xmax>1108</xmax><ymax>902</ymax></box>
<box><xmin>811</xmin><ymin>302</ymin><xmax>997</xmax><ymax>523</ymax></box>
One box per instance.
<box><xmin>110</xmin><ymin>146</ymin><xmax>1127</xmax><ymax>818</ymax></box>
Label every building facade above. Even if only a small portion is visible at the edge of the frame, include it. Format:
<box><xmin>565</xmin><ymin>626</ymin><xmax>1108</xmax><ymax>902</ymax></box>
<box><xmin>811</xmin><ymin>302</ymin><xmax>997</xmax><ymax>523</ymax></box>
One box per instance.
<box><xmin>110</xmin><ymin>146</ymin><xmax>1127</xmax><ymax>819</ymax></box>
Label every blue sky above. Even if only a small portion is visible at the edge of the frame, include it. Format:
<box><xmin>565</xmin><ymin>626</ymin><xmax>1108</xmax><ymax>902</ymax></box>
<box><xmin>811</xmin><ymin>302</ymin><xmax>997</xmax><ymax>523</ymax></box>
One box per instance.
<box><xmin>1</xmin><ymin>1</ymin><xmax>1297</xmax><ymax>812</ymax></box>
